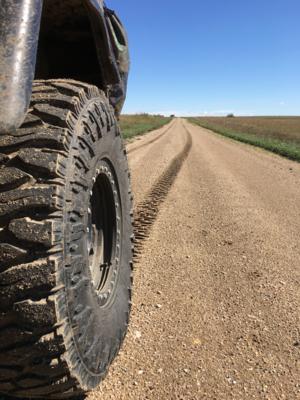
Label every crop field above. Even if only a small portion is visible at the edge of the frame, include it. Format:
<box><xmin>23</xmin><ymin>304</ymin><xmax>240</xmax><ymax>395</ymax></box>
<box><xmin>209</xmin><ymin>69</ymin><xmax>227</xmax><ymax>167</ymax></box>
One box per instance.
<box><xmin>119</xmin><ymin>114</ymin><xmax>172</xmax><ymax>140</ymax></box>
<box><xmin>189</xmin><ymin>116</ymin><xmax>300</xmax><ymax>161</ymax></box>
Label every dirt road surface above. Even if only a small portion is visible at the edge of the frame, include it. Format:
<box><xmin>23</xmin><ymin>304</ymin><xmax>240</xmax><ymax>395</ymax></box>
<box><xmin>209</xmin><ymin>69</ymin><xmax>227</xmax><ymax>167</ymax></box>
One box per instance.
<box><xmin>88</xmin><ymin>118</ymin><xmax>300</xmax><ymax>400</ymax></box>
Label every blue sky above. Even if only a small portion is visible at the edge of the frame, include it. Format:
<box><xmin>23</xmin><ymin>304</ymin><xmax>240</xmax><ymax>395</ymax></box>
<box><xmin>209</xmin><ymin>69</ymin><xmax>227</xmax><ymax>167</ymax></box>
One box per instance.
<box><xmin>109</xmin><ymin>0</ymin><xmax>300</xmax><ymax>116</ymax></box>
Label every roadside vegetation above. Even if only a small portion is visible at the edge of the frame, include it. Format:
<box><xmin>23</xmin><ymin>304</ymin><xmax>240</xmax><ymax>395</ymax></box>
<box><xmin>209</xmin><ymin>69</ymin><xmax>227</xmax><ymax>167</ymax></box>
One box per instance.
<box><xmin>189</xmin><ymin>116</ymin><xmax>300</xmax><ymax>162</ymax></box>
<box><xmin>120</xmin><ymin>113</ymin><xmax>173</xmax><ymax>140</ymax></box>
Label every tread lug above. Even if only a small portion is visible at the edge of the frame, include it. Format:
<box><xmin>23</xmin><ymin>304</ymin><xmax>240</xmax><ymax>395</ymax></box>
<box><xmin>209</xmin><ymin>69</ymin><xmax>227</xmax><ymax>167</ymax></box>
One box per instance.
<box><xmin>0</xmin><ymin>243</ymin><xmax>27</xmax><ymax>268</ymax></box>
<box><xmin>0</xmin><ymin>259</ymin><xmax>55</xmax><ymax>307</ymax></box>
<box><xmin>0</xmin><ymin>167</ymin><xmax>31</xmax><ymax>189</ymax></box>
<box><xmin>9</xmin><ymin>218</ymin><xmax>54</xmax><ymax>246</ymax></box>
<box><xmin>13</xmin><ymin>299</ymin><xmax>56</xmax><ymax>328</ymax></box>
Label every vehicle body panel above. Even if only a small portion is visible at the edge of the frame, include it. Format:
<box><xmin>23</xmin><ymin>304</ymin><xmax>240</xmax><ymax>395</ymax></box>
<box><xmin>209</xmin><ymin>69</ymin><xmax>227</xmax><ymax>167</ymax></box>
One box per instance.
<box><xmin>0</xmin><ymin>0</ymin><xmax>129</xmax><ymax>133</ymax></box>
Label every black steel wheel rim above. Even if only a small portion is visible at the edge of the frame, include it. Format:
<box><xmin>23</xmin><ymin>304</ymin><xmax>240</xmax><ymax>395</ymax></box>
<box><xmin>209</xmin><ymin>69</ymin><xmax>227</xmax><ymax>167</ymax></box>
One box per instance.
<box><xmin>87</xmin><ymin>160</ymin><xmax>121</xmax><ymax>307</ymax></box>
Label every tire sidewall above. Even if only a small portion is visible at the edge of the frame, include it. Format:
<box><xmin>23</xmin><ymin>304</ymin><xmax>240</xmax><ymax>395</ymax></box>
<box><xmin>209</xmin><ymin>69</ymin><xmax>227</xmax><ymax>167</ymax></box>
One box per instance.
<box><xmin>57</xmin><ymin>95</ymin><xmax>132</xmax><ymax>389</ymax></box>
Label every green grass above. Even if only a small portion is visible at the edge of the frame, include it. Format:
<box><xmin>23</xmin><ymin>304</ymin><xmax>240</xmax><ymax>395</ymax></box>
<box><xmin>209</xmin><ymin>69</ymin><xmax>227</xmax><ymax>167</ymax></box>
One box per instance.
<box><xmin>188</xmin><ymin>117</ymin><xmax>300</xmax><ymax>162</ymax></box>
<box><xmin>120</xmin><ymin>114</ymin><xmax>173</xmax><ymax>140</ymax></box>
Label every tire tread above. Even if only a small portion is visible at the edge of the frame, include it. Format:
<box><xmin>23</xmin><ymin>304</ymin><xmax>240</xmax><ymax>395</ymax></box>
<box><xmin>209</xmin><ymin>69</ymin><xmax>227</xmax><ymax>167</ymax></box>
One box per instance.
<box><xmin>0</xmin><ymin>79</ymin><xmax>131</xmax><ymax>399</ymax></box>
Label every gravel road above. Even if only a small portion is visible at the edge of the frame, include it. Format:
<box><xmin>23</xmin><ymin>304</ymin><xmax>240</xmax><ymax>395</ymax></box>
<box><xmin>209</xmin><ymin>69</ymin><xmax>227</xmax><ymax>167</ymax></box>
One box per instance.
<box><xmin>88</xmin><ymin>118</ymin><xmax>300</xmax><ymax>400</ymax></box>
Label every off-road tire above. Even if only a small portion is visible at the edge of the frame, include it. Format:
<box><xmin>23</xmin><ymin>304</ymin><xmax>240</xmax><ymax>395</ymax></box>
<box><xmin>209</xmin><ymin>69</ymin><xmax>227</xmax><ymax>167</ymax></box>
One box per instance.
<box><xmin>0</xmin><ymin>80</ymin><xmax>133</xmax><ymax>399</ymax></box>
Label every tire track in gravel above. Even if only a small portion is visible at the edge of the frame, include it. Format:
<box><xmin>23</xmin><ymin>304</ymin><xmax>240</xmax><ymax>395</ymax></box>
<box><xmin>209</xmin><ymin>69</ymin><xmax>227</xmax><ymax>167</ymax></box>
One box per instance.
<box><xmin>132</xmin><ymin>126</ymin><xmax>192</xmax><ymax>262</ymax></box>
<box><xmin>89</xmin><ymin>118</ymin><xmax>300</xmax><ymax>400</ymax></box>
<box><xmin>127</xmin><ymin>120</ymin><xmax>175</xmax><ymax>155</ymax></box>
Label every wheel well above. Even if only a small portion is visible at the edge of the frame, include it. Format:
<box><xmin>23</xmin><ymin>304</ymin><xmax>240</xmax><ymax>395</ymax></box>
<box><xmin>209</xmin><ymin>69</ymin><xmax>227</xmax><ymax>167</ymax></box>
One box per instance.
<box><xmin>35</xmin><ymin>0</ymin><xmax>103</xmax><ymax>89</ymax></box>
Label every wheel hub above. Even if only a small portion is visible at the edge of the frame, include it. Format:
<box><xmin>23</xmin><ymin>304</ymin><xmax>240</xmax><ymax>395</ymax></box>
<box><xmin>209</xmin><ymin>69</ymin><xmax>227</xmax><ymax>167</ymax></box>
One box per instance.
<box><xmin>87</xmin><ymin>160</ymin><xmax>121</xmax><ymax>306</ymax></box>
